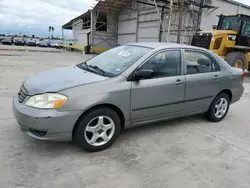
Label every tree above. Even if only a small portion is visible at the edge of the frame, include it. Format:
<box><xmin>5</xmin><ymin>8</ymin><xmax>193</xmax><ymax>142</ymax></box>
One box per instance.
<box><xmin>49</xmin><ymin>26</ymin><xmax>52</xmax><ymax>38</ymax></box>
<box><xmin>51</xmin><ymin>26</ymin><xmax>54</xmax><ymax>39</ymax></box>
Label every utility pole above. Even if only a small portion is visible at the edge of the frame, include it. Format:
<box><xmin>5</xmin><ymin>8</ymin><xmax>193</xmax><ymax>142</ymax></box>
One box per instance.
<box><xmin>166</xmin><ymin>0</ymin><xmax>173</xmax><ymax>42</ymax></box>
<box><xmin>197</xmin><ymin>0</ymin><xmax>204</xmax><ymax>30</ymax></box>
<box><xmin>177</xmin><ymin>0</ymin><xmax>184</xmax><ymax>44</ymax></box>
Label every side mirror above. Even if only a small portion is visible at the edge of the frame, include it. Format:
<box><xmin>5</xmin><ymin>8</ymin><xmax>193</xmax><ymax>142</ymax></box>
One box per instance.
<box><xmin>212</xmin><ymin>25</ymin><xmax>217</xmax><ymax>30</ymax></box>
<box><xmin>133</xmin><ymin>69</ymin><xmax>154</xmax><ymax>80</ymax></box>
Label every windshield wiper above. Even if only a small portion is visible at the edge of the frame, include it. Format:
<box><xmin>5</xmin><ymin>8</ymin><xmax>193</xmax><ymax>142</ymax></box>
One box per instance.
<box><xmin>77</xmin><ymin>62</ymin><xmax>90</xmax><ymax>71</ymax></box>
<box><xmin>79</xmin><ymin>62</ymin><xmax>114</xmax><ymax>77</ymax></box>
<box><xmin>88</xmin><ymin>65</ymin><xmax>106</xmax><ymax>76</ymax></box>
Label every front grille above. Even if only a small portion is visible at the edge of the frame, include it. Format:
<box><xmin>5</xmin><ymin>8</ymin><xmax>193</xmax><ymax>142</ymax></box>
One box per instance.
<box><xmin>191</xmin><ymin>33</ymin><xmax>212</xmax><ymax>49</ymax></box>
<box><xmin>18</xmin><ymin>85</ymin><xmax>28</xmax><ymax>103</ymax></box>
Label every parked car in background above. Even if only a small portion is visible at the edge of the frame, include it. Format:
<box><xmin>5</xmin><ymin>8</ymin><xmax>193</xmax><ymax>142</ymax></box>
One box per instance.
<box><xmin>32</xmin><ymin>39</ymin><xmax>40</xmax><ymax>46</ymax></box>
<box><xmin>12</xmin><ymin>43</ymin><xmax>244</xmax><ymax>152</ymax></box>
<box><xmin>34</xmin><ymin>39</ymin><xmax>41</xmax><ymax>46</ymax></box>
<box><xmin>13</xmin><ymin>38</ymin><xmax>25</xmax><ymax>46</ymax></box>
<box><xmin>50</xmin><ymin>41</ymin><xmax>59</xmax><ymax>48</ymax></box>
<box><xmin>27</xmin><ymin>39</ymin><xmax>36</xmax><ymax>46</ymax></box>
<box><xmin>39</xmin><ymin>41</ymin><xmax>48</xmax><ymax>47</ymax></box>
<box><xmin>2</xmin><ymin>37</ymin><xmax>12</xmax><ymax>45</ymax></box>
<box><xmin>23</xmin><ymin>38</ymin><xmax>30</xmax><ymax>45</ymax></box>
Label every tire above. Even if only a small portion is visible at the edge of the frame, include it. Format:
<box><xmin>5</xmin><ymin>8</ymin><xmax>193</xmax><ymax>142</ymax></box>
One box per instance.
<box><xmin>205</xmin><ymin>93</ymin><xmax>230</xmax><ymax>122</ymax></box>
<box><xmin>73</xmin><ymin>107</ymin><xmax>121</xmax><ymax>152</ymax></box>
<box><xmin>224</xmin><ymin>52</ymin><xmax>246</xmax><ymax>70</ymax></box>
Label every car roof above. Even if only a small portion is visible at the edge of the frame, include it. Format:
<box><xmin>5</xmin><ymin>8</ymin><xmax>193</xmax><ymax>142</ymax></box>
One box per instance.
<box><xmin>126</xmin><ymin>42</ymin><xmax>202</xmax><ymax>50</ymax></box>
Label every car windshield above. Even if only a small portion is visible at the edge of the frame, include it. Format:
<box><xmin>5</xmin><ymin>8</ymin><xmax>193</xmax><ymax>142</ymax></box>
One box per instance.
<box><xmin>82</xmin><ymin>45</ymin><xmax>151</xmax><ymax>77</ymax></box>
<box><xmin>218</xmin><ymin>16</ymin><xmax>239</xmax><ymax>30</ymax></box>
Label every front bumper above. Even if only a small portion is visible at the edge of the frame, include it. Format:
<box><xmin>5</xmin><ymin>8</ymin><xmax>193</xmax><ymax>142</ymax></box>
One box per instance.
<box><xmin>12</xmin><ymin>96</ymin><xmax>82</xmax><ymax>141</ymax></box>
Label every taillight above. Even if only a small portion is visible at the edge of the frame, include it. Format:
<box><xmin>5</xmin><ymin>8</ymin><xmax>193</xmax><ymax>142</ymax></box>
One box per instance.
<box><xmin>242</xmin><ymin>73</ymin><xmax>245</xmax><ymax>80</ymax></box>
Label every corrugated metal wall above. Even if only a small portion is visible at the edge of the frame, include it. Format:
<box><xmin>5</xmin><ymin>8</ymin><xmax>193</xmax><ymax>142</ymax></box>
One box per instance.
<box><xmin>71</xmin><ymin>0</ymin><xmax>250</xmax><ymax>49</ymax></box>
<box><xmin>117</xmin><ymin>0</ymin><xmax>199</xmax><ymax>45</ymax></box>
<box><xmin>72</xmin><ymin>19</ymin><xmax>90</xmax><ymax>46</ymax></box>
<box><xmin>91</xmin><ymin>10</ymin><xmax>117</xmax><ymax>49</ymax></box>
<box><xmin>117</xmin><ymin>11</ymin><xmax>137</xmax><ymax>44</ymax></box>
<box><xmin>161</xmin><ymin>10</ymin><xmax>198</xmax><ymax>44</ymax></box>
<box><xmin>137</xmin><ymin>9</ymin><xmax>160</xmax><ymax>42</ymax></box>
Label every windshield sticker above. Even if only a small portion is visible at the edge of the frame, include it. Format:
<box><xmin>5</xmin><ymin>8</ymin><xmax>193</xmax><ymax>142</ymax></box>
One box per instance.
<box><xmin>116</xmin><ymin>68</ymin><xmax>121</xmax><ymax>72</ymax></box>
<box><xmin>118</xmin><ymin>51</ymin><xmax>132</xmax><ymax>57</ymax></box>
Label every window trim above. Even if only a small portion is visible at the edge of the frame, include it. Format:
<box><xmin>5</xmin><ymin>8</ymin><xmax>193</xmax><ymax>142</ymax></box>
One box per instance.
<box><xmin>183</xmin><ymin>49</ymin><xmax>221</xmax><ymax>75</ymax></box>
<box><xmin>127</xmin><ymin>49</ymin><xmax>183</xmax><ymax>81</ymax></box>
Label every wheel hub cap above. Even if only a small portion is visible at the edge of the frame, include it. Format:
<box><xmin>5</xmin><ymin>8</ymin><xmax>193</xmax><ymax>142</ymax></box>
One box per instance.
<box><xmin>235</xmin><ymin>60</ymin><xmax>243</xmax><ymax>68</ymax></box>
<box><xmin>214</xmin><ymin>98</ymin><xmax>228</xmax><ymax>118</ymax></box>
<box><xmin>84</xmin><ymin>116</ymin><xmax>115</xmax><ymax>147</ymax></box>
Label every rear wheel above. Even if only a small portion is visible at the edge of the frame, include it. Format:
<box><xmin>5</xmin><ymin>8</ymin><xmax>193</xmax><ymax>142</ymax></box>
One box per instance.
<box><xmin>206</xmin><ymin>93</ymin><xmax>230</xmax><ymax>122</ymax></box>
<box><xmin>224</xmin><ymin>52</ymin><xmax>246</xmax><ymax>70</ymax></box>
<box><xmin>73</xmin><ymin>107</ymin><xmax>121</xmax><ymax>152</ymax></box>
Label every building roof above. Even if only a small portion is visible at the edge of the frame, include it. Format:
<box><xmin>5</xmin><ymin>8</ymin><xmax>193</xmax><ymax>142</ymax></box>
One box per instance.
<box><xmin>62</xmin><ymin>10</ymin><xmax>91</xmax><ymax>30</ymax></box>
<box><xmin>224</xmin><ymin>0</ymin><xmax>250</xmax><ymax>9</ymax></box>
<box><xmin>93</xmin><ymin>0</ymin><xmax>133</xmax><ymax>12</ymax></box>
<box><xmin>62</xmin><ymin>0</ymin><xmax>133</xmax><ymax>29</ymax></box>
<box><xmin>62</xmin><ymin>0</ymin><xmax>250</xmax><ymax>29</ymax></box>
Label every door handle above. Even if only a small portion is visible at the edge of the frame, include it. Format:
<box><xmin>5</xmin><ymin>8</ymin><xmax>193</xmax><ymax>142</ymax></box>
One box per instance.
<box><xmin>213</xmin><ymin>75</ymin><xmax>220</xmax><ymax>81</ymax></box>
<box><xmin>175</xmin><ymin>79</ymin><xmax>184</xmax><ymax>85</ymax></box>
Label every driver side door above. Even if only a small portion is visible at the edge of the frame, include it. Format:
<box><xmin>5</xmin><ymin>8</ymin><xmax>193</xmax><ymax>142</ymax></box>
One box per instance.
<box><xmin>130</xmin><ymin>50</ymin><xmax>186</xmax><ymax>125</ymax></box>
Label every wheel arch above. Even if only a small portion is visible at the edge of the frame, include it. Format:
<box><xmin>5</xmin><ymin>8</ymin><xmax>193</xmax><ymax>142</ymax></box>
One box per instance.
<box><xmin>72</xmin><ymin>103</ymin><xmax>125</xmax><ymax>139</ymax></box>
<box><xmin>217</xmin><ymin>89</ymin><xmax>232</xmax><ymax>102</ymax></box>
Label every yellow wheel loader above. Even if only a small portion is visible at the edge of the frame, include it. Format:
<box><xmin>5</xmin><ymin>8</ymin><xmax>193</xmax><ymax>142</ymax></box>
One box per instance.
<box><xmin>191</xmin><ymin>14</ymin><xmax>250</xmax><ymax>71</ymax></box>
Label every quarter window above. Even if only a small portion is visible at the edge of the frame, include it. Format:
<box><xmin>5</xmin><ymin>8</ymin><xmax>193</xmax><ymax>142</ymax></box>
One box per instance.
<box><xmin>139</xmin><ymin>51</ymin><xmax>181</xmax><ymax>78</ymax></box>
<box><xmin>185</xmin><ymin>51</ymin><xmax>220</xmax><ymax>75</ymax></box>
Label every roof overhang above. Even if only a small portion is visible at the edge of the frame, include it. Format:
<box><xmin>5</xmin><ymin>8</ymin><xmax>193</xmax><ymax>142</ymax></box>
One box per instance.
<box><xmin>93</xmin><ymin>0</ymin><xmax>133</xmax><ymax>13</ymax></box>
<box><xmin>62</xmin><ymin>10</ymin><xmax>91</xmax><ymax>30</ymax></box>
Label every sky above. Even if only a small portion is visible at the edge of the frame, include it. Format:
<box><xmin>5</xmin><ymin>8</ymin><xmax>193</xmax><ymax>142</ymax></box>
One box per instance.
<box><xmin>0</xmin><ymin>0</ymin><xmax>249</xmax><ymax>38</ymax></box>
<box><xmin>0</xmin><ymin>0</ymin><xmax>94</xmax><ymax>38</ymax></box>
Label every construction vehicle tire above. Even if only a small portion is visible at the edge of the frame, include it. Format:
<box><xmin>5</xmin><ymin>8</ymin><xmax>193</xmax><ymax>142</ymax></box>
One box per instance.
<box><xmin>224</xmin><ymin>52</ymin><xmax>246</xmax><ymax>70</ymax></box>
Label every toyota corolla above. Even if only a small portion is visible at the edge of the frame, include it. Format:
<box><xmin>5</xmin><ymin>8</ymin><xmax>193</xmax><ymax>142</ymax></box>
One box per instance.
<box><xmin>13</xmin><ymin>43</ymin><xmax>244</xmax><ymax>152</ymax></box>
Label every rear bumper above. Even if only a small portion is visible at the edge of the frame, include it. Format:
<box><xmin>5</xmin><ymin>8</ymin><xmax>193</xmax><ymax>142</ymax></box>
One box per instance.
<box><xmin>231</xmin><ymin>86</ymin><xmax>244</xmax><ymax>104</ymax></box>
<box><xmin>12</xmin><ymin>96</ymin><xmax>82</xmax><ymax>141</ymax></box>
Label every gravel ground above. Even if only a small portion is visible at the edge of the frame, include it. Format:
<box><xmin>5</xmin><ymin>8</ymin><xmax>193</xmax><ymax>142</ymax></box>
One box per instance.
<box><xmin>1</xmin><ymin>46</ymin><xmax>250</xmax><ymax>188</ymax></box>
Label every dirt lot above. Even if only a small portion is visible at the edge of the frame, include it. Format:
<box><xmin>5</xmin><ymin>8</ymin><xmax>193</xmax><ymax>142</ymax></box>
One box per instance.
<box><xmin>1</xmin><ymin>46</ymin><xmax>250</xmax><ymax>188</ymax></box>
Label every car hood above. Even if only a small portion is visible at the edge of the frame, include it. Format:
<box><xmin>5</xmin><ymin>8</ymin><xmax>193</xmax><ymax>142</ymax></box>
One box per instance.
<box><xmin>23</xmin><ymin>66</ymin><xmax>108</xmax><ymax>95</ymax></box>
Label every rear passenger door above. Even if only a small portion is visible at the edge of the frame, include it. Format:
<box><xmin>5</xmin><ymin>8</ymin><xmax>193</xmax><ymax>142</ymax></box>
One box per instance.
<box><xmin>184</xmin><ymin>50</ymin><xmax>222</xmax><ymax>112</ymax></box>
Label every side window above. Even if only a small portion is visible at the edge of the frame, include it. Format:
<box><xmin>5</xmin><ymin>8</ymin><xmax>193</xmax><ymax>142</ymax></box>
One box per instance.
<box><xmin>185</xmin><ymin>51</ymin><xmax>220</xmax><ymax>75</ymax></box>
<box><xmin>241</xmin><ymin>20</ymin><xmax>250</xmax><ymax>37</ymax></box>
<box><xmin>139</xmin><ymin>50</ymin><xmax>181</xmax><ymax>78</ymax></box>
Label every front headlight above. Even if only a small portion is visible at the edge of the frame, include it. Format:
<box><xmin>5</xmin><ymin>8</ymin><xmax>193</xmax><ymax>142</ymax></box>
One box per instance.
<box><xmin>228</xmin><ymin>35</ymin><xmax>236</xmax><ymax>41</ymax></box>
<box><xmin>25</xmin><ymin>93</ymin><xmax>67</xmax><ymax>109</ymax></box>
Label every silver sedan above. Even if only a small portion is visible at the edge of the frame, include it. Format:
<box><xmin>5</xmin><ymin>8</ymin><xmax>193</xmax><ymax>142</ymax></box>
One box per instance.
<box><xmin>12</xmin><ymin>43</ymin><xmax>244</xmax><ymax>152</ymax></box>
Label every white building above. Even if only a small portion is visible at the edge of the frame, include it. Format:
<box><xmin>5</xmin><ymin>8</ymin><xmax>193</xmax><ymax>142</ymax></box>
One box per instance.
<box><xmin>62</xmin><ymin>0</ymin><xmax>250</xmax><ymax>52</ymax></box>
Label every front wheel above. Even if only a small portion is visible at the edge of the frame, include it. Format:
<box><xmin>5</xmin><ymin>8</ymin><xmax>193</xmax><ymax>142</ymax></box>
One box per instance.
<box><xmin>205</xmin><ymin>93</ymin><xmax>230</xmax><ymax>122</ymax></box>
<box><xmin>73</xmin><ymin>107</ymin><xmax>121</xmax><ymax>152</ymax></box>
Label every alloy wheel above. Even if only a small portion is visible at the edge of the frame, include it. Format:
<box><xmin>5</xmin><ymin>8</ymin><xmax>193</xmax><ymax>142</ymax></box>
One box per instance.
<box><xmin>84</xmin><ymin>116</ymin><xmax>115</xmax><ymax>147</ymax></box>
<box><xmin>214</xmin><ymin>98</ymin><xmax>228</xmax><ymax>119</ymax></box>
